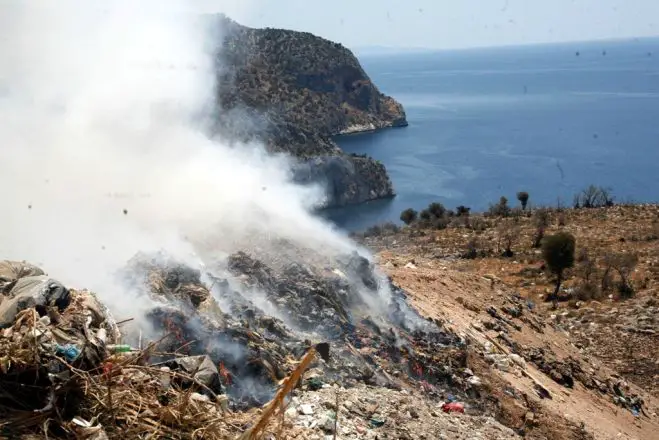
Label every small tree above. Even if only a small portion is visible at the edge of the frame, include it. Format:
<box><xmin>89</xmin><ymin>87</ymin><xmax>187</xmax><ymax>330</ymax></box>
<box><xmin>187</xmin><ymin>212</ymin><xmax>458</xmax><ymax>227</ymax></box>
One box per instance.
<box><xmin>517</xmin><ymin>191</ymin><xmax>530</xmax><ymax>210</ymax></box>
<box><xmin>428</xmin><ymin>202</ymin><xmax>446</xmax><ymax>218</ymax></box>
<box><xmin>542</xmin><ymin>232</ymin><xmax>576</xmax><ymax>301</ymax></box>
<box><xmin>400</xmin><ymin>208</ymin><xmax>418</xmax><ymax>225</ymax></box>
<box><xmin>456</xmin><ymin>205</ymin><xmax>471</xmax><ymax>217</ymax></box>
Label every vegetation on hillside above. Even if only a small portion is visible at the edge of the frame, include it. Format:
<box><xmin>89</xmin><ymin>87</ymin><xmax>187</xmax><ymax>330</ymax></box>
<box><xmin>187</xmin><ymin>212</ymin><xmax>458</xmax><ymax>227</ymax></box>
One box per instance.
<box><xmin>215</xmin><ymin>15</ymin><xmax>406</xmax><ymax>158</ymax></box>
<box><xmin>355</xmin><ymin>185</ymin><xmax>654</xmax><ymax>305</ymax></box>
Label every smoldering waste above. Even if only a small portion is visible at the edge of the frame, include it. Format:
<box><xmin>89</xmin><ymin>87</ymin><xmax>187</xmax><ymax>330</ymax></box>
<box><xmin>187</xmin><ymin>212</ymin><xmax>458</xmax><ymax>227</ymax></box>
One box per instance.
<box><xmin>0</xmin><ymin>250</ymin><xmax>470</xmax><ymax>438</ymax></box>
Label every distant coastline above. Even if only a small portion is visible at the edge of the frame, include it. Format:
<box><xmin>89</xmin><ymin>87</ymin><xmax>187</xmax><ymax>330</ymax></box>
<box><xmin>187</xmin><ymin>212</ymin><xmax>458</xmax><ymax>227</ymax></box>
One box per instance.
<box><xmin>355</xmin><ymin>35</ymin><xmax>659</xmax><ymax>58</ymax></box>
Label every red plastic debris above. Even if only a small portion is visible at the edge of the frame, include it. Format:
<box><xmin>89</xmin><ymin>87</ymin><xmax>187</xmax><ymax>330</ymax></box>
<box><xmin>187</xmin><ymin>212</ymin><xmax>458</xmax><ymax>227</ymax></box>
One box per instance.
<box><xmin>441</xmin><ymin>402</ymin><xmax>465</xmax><ymax>413</ymax></box>
<box><xmin>102</xmin><ymin>362</ymin><xmax>114</xmax><ymax>380</ymax></box>
<box><xmin>412</xmin><ymin>362</ymin><xmax>423</xmax><ymax>377</ymax></box>
<box><xmin>218</xmin><ymin>361</ymin><xmax>232</xmax><ymax>386</ymax></box>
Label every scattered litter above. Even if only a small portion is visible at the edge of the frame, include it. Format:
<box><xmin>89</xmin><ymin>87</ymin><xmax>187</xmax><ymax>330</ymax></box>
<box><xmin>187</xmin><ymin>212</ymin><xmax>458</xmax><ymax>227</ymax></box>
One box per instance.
<box><xmin>55</xmin><ymin>343</ymin><xmax>81</xmax><ymax>362</ymax></box>
<box><xmin>441</xmin><ymin>402</ymin><xmax>465</xmax><ymax>413</ymax></box>
<box><xmin>467</xmin><ymin>375</ymin><xmax>482</xmax><ymax>387</ymax></box>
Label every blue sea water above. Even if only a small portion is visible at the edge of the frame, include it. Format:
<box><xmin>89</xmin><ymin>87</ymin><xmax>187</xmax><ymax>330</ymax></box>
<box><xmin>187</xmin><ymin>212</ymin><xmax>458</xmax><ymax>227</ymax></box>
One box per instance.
<box><xmin>328</xmin><ymin>38</ymin><xmax>659</xmax><ymax>231</ymax></box>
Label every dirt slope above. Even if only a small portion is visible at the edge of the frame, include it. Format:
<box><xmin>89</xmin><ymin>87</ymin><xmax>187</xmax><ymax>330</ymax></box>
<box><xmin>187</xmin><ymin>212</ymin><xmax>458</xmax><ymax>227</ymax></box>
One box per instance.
<box><xmin>366</xmin><ymin>205</ymin><xmax>659</xmax><ymax>440</ymax></box>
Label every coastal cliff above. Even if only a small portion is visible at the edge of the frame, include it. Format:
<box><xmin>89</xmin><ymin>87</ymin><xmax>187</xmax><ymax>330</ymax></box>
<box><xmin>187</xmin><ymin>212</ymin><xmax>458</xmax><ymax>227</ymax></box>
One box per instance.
<box><xmin>214</xmin><ymin>16</ymin><xmax>407</xmax><ymax>206</ymax></box>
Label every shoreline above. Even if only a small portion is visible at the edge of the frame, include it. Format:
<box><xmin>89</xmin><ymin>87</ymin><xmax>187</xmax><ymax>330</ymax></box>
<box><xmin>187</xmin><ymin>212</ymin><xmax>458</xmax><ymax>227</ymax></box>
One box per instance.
<box><xmin>333</xmin><ymin>120</ymin><xmax>409</xmax><ymax>138</ymax></box>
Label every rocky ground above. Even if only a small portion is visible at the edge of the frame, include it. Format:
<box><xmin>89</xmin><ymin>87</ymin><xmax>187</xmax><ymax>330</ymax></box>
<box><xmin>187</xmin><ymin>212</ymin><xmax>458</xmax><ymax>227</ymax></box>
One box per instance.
<box><xmin>280</xmin><ymin>384</ymin><xmax>519</xmax><ymax>440</ymax></box>
<box><xmin>360</xmin><ymin>204</ymin><xmax>659</xmax><ymax>439</ymax></box>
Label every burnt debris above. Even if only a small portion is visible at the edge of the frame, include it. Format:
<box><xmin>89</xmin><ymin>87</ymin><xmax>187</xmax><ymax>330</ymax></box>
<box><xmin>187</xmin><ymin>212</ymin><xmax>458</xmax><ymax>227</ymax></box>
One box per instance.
<box><xmin>0</xmin><ymin>253</ymin><xmax>468</xmax><ymax>437</ymax></box>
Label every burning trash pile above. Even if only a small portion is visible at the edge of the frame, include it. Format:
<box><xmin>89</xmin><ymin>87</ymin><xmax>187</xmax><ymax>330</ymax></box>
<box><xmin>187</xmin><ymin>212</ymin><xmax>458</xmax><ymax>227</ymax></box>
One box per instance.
<box><xmin>0</xmin><ymin>250</ymin><xmax>472</xmax><ymax>438</ymax></box>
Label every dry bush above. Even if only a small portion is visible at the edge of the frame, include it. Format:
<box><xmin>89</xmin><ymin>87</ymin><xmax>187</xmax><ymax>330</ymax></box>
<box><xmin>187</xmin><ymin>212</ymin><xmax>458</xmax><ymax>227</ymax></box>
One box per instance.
<box><xmin>496</xmin><ymin>223</ymin><xmax>520</xmax><ymax>257</ymax></box>
<box><xmin>488</xmin><ymin>196</ymin><xmax>511</xmax><ymax>217</ymax></box>
<box><xmin>362</xmin><ymin>222</ymin><xmax>400</xmax><ymax>238</ymax></box>
<box><xmin>462</xmin><ymin>237</ymin><xmax>481</xmax><ymax>259</ymax></box>
<box><xmin>573</xmin><ymin>185</ymin><xmax>614</xmax><ymax>208</ymax></box>
<box><xmin>532</xmin><ymin>208</ymin><xmax>551</xmax><ymax>248</ymax></box>
<box><xmin>469</xmin><ymin>215</ymin><xmax>489</xmax><ymax>232</ymax></box>
<box><xmin>603</xmin><ymin>253</ymin><xmax>639</xmax><ymax>299</ymax></box>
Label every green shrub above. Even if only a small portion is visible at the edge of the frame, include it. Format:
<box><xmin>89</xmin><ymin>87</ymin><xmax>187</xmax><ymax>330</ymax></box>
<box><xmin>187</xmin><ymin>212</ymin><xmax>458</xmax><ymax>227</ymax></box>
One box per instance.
<box><xmin>428</xmin><ymin>202</ymin><xmax>446</xmax><ymax>218</ymax></box>
<box><xmin>456</xmin><ymin>205</ymin><xmax>471</xmax><ymax>217</ymax></box>
<box><xmin>400</xmin><ymin>208</ymin><xmax>418</xmax><ymax>225</ymax></box>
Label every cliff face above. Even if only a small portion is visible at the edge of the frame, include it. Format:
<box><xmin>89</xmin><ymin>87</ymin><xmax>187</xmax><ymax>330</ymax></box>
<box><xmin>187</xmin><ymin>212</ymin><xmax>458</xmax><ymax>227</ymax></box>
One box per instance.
<box><xmin>291</xmin><ymin>155</ymin><xmax>394</xmax><ymax>207</ymax></box>
<box><xmin>214</xmin><ymin>16</ymin><xmax>407</xmax><ymax>207</ymax></box>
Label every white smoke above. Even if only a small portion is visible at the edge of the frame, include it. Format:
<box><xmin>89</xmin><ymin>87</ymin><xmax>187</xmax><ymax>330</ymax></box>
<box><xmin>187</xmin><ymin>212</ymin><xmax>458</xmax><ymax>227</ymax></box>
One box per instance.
<box><xmin>0</xmin><ymin>0</ymin><xmax>361</xmax><ymax>319</ymax></box>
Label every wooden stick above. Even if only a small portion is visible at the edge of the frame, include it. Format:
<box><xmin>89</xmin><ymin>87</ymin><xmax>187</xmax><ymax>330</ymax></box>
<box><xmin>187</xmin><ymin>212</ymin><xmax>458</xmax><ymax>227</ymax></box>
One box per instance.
<box><xmin>332</xmin><ymin>391</ymin><xmax>339</xmax><ymax>440</ymax></box>
<box><xmin>237</xmin><ymin>344</ymin><xmax>326</xmax><ymax>440</ymax></box>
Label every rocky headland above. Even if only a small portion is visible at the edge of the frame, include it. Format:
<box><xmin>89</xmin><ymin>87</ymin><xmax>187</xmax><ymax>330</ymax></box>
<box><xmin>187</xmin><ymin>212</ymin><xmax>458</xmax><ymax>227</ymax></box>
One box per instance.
<box><xmin>214</xmin><ymin>15</ymin><xmax>406</xmax><ymax>207</ymax></box>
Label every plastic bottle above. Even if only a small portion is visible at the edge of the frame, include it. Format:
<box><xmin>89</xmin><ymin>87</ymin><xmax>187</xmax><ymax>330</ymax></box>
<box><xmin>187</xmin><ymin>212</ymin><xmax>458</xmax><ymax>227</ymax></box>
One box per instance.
<box><xmin>106</xmin><ymin>344</ymin><xmax>132</xmax><ymax>353</ymax></box>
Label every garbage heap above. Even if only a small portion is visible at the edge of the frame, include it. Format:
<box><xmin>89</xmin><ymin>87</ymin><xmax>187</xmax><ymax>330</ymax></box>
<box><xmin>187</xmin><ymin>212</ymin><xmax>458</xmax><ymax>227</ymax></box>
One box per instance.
<box><xmin>0</xmin><ymin>250</ymin><xmax>471</xmax><ymax>439</ymax></box>
<box><xmin>0</xmin><ymin>260</ymin><xmax>264</xmax><ymax>439</ymax></box>
<box><xmin>133</xmin><ymin>251</ymin><xmax>470</xmax><ymax>405</ymax></box>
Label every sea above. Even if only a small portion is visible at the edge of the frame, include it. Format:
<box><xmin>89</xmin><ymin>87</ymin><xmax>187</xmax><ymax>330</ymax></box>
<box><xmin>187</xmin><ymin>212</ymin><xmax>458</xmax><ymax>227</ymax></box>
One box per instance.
<box><xmin>326</xmin><ymin>38</ymin><xmax>659</xmax><ymax>232</ymax></box>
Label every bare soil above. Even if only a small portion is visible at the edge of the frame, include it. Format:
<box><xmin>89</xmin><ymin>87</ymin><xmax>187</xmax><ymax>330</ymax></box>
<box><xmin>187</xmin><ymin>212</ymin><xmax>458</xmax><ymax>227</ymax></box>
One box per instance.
<box><xmin>363</xmin><ymin>204</ymin><xmax>659</xmax><ymax>440</ymax></box>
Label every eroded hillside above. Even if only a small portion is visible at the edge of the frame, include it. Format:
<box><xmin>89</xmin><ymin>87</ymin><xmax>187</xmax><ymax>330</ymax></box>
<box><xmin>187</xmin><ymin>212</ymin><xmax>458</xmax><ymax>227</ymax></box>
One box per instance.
<box><xmin>363</xmin><ymin>204</ymin><xmax>659</xmax><ymax>439</ymax></box>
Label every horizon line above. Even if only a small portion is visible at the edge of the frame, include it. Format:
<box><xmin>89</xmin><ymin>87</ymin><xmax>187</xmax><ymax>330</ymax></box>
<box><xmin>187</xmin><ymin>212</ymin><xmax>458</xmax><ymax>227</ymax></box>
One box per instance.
<box><xmin>354</xmin><ymin>34</ymin><xmax>659</xmax><ymax>54</ymax></box>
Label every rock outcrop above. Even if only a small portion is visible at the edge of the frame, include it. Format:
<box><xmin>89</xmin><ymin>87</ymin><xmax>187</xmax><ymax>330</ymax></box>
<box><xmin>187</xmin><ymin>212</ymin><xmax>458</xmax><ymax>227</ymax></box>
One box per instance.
<box><xmin>213</xmin><ymin>16</ymin><xmax>407</xmax><ymax>207</ymax></box>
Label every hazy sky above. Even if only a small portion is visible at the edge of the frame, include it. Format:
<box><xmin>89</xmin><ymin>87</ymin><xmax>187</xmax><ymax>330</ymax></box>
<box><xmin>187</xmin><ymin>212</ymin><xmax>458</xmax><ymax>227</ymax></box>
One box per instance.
<box><xmin>224</xmin><ymin>0</ymin><xmax>659</xmax><ymax>49</ymax></box>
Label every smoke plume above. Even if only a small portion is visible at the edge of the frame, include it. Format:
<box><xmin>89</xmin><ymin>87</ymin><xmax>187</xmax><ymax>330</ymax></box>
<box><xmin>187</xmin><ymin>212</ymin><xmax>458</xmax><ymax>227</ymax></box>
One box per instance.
<box><xmin>0</xmin><ymin>0</ymin><xmax>363</xmax><ymax>319</ymax></box>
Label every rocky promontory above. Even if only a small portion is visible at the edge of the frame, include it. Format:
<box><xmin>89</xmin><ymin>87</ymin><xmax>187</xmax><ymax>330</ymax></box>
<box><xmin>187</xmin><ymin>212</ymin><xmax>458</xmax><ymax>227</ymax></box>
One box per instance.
<box><xmin>214</xmin><ymin>16</ymin><xmax>407</xmax><ymax>207</ymax></box>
